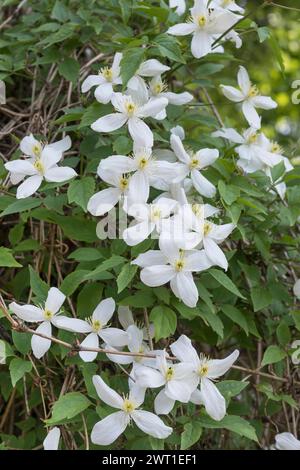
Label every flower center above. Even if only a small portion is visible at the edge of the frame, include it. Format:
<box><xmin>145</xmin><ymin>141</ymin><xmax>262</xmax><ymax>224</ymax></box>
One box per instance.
<box><xmin>101</xmin><ymin>67</ymin><xmax>113</xmax><ymax>82</ymax></box>
<box><xmin>138</xmin><ymin>156</ymin><xmax>149</xmax><ymax>169</ymax></box>
<box><xmin>248</xmin><ymin>84</ymin><xmax>259</xmax><ymax>98</ymax></box>
<box><xmin>203</xmin><ymin>222</ymin><xmax>212</xmax><ymax>236</ymax></box>
<box><xmin>119</xmin><ymin>176</ymin><xmax>129</xmax><ymax>191</ymax></box>
<box><xmin>32</xmin><ymin>143</ymin><xmax>42</xmax><ymax>157</ymax></box>
<box><xmin>198</xmin><ymin>363</ymin><xmax>209</xmax><ymax>377</ymax></box>
<box><xmin>197</xmin><ymin>15</ymin><xmax>207</xmax><ymax>27</ymax></box>
<box><xmin>270</xmin><ymin>141</ymin><xmax>282</xmax><ymax>154</ymax></box>
<box><xmin>33</xmin><ymin>159</ymin><xmax>44</xmax><ymax>174</ymax></box>
<box><xmin>43</xmin><ymin>309</ymin><xmax>53</xmax><ymax>320</ymax></box>
<box><xmin>150</xmin><ymin>206</ymin><xmax>161</xmax><ymax>222</ymax></box>
<box><xmin>125</xmin><ymin>101</ymin><xmax>137</xmax><ymax>117</ymax></box>
<box><xmin>92</xmin><ymin>319</ymin><xmax>102</xmax><ymax>332</ymax></box>
<box><xmin>189</xmin><ymin>156</ymin><xmax>200</xmax><ymax>169</ymax></box>
<box><xmin>123</xmin><ymin>398</ymin><xmax>136</xmax><ymax>414</ymax></box>
<box><xmin>175</xmin><ymin>259</ymin><xmax>185</xmax><ymax>271</ymax></box>
<box><xmin>192</xmin><ymin>203</ymin><xmax>202</xmax><ymax>217</ymax></box>
<box><xmin>247</xmin><ymin>132</ymin><xmax>258</xmax><ymax>144</ymax></box>
<box><xmin>165</xmin><ymin>366</ymin><xmax>174</xmax><ymax>382</ymax></box>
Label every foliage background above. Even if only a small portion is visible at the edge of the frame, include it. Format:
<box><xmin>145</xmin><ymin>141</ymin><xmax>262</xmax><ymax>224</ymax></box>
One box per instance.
<box><xmin>0</xmin><ymin>0</ymin><xmax>299</xmax><ymax>450</ymax></box>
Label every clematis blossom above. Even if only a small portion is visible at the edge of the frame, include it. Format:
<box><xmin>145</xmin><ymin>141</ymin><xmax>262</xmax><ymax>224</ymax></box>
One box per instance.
<box><xmin>91</xmin><ymin>83</ymin><xmax>168</xmax><ymax>147</ymax></box>
<box><xmin>55</xmin><ymin>298</ymin><xmax>128</xmax><ymax>362</ymax></box>
<box><xmin>81</xmin><ymin>52</ymin><xmax>122</xmax><ymax>103</ymax></box>
<box><xmin>171</xmin><ymin>335</ymin><xmax>239</xmax><ymax>421</ymax></box>
<box><xmin>9</xmin><ymin>288</ymin><xmax>67</xmax><ymax>359</ymax></box>
<box><xmin>91</xmin><ymin>375</ymin><xmax>172</xmax><ymax>445</ymax></box>
<box><xmin>134</xmin><ymin>350</ymin><xmax>198</xmax><ymax>415</ymax></box>
<box><xmin>170</xmin><ymin>132</ymin><xmax>219</xmax><ymax>198</ymax></box>
<box><xmin>132</xmin><ymin>237</ymin><xmax>212</xmax><ymax>308</ymax></box>
<box><xmin>5</xmin><ymin>134</ymin><xmax>76</xmax><ymax>199</ymax></box>
<box><xmin>220</xmin><ymin>66</ymin><xmax>277</xmax><ymax>129</ymax></box>
<box><xmin>167</xmin><ymin>0</ymin><xmax>239</xmax><ymax>59</ymax></box>
<box><xmin>149</xmin><ymin>74</ymin><xmax>193</xmax><ymax>119</ymax></box>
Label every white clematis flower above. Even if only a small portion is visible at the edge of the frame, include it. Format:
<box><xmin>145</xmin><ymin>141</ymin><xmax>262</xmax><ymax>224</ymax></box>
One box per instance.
<box><xmin>87</xmin><ymin>169</ymin><xmax>131</xmax><ymax>216</ymax></box>
<box><xmin>134</xmin><ymin>350</ymin><xmax>198</xmax><ymax>415</ymax></box>
<box><xmin>43</xmin><ymin>427</ymin><xmax>61</xmax><ymax>451</ymax></box>
<box><xmin>211</xmin><ymin>0</ymin><xmax>245</xmax><ymax>14</ymax></box>
<box><xmin>55</xmin><ymin>298</ymin><xmax>128</xmax><ymax>363</ymax></box>
<box><xmin>171</xmin><ymin>335</ymin><xmax>239</xmax><ymax>421</ymax></box>
<box><xmin>9</xmin><ymin>288</ymin><xmax>66</xmax><ymax>359</ymax></box>
<box><xmin>135</xmin><ymin>59</ymin><xmax>170</xmax><ymax>78</ymax></box>
<box><xmin>91</xmin><ymin>85</ymin><xmax>168</xmax><ymax>148</ymax></box>
<box><xmin>167</xmin><ymin>0</ymin><xmax>239</xmax><ymax>59</ymax></box>
<box><xmin>5</xmin><ymin>135</ymin><xmax>76</xmax><ymax>199</ymax></box>
<box><xmin>149</xmin><ymin>75</ymin><xmax>193</xmax><ymax>119</ymax></box>
<box><xmin>81</xmin><ymin>52</ymin><xmax>123</xmax><ymax>103</ymax></box>
<box><xmin>91</xmin><ymin>375</ymin><xmax>173</xmax><ymax>445</ymax></box>
<box><xmin>99</xmin><ymin>143</ymin><xmax>182</xmax><ymax>203</ymax></box>
<box><xmin>123</xmin><ymin>198</ymin><xmax>178</xmax><ymax>246</ymax></box>
<box><xmin>170</xmin><ymin>132</ymin><xmax>219</xmax><ymax>198</ymax></box>
<box><xmin>220</xmin><ymin>66</ymin><xmax>277</xmax><ymax>129</ymax></box>
<box><xmin>274</xmin><ymin>432</ymin><xmax>300</xmax><ymax>450</ymax></box>
<box><xmin>133</xmin><ymin>237</ymin><xmax>212</xmax><ymax>308</ymax></box>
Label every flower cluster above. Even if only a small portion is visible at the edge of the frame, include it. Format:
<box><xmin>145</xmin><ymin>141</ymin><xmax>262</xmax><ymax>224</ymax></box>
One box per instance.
<box><xmin>9</xmin><ymin>286</ymin><xmax>239</xmax><ymax>446</ymax></box>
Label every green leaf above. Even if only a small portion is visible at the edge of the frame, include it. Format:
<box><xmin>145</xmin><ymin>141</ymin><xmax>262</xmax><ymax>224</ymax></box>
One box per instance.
<box><xmin>0</xmin><ymin>340</ymin><xmax>15</xmax><ymax>364</ymax></box>
<box><xmin>197</xmin><ymin>415</ymin><xmax>258</xmax><ymax>442</ymax></box>
<box><xmin>270</xmin><ymin>161</ymin><xmax>286</xmax><ymax>183</ymax></box>
<box><xmin>58</xmin><ymin>58</ymin><xmax>80</xmax><ymax>84</ymax></box>
<box><xmin>250</xmin><ymin>286</ymin><xmax>272</xmax><ymax>312</ymax></box>
<box><xmin>12</xmin><ymin>331</ymin><xmax>31</xmax><ymax>355</ymax></box>
<box><xmin>0</xmin><ymin>247</ymin><xmax>22</xmax><ymax>267</ymax></box>
<box><xmin>68</xmin><ymin>248</ymin><xmax>103</xmax><ymax>262</ymax></box>
<box><xmin>29</xmin><ymin>265</ymin><xmax>48</xmax><ymax>300</ymax></box>
<box><xmin>153</xmin><ymin>34</ymin><xmax>185</xmax><ymax>63</ymax></box>
<box><xmin>218</xmin><ymin>181</ymin><xmax>240</xmax><ymax>205</ymax></box>
<box><xmin>45</xmin><ymin>392</ymin><xmax>91</xmax><ymax>425</ymax></box>
<box><xmin>60</xmin><ymin>270</ymin><xmax>89</xmax><ymax>296</ymax></box>
<box><xmin>0</xmin><ymin>198</ymin><xmax>41</xmax><ymax>217</ymax></box>
<box><xmin>120</xmin><ymin>47</ymin><xmax>145</xmax><ymax>87</ymax></box>
<box><xmin>117</xmin><ymin>263</ymin><xmax>138</xmax><ymax>293</ymax></box>
<box><xmin>221</xmin><ymin>304</ymin><xmax>249</xmax><ymax>335</ymax></box>
<box><xmin>120</xmin><ymin>291</ymin><xmax>155</xmax><ymax>308</ymax></box>
<box><xmin>261</xmin><ymin>345</ymin><xmax>287</xmax><ymax>367</ymax></box>
<box><xmin>276</xmin><ymin>321</ymin><xmax>291</xmax><ymax>347</ymax></box>
<box><xmin>9</xmin><ymin>358</ymin><xmax>32</xmax><ymax>387</ymax></box>
<box><xmin>67</xmin><ymin>177</ymin><xmax>95</xmax><ymax>212</ymax></box>
<box><xmin>84</xmin><ymin>255</ymin><xmax>126</xmax><ymax>280</ymax></box>
<box><xmin>209</xmin><ymin>269</ymin><xmax>245</xmax><ymax>299</ymax></box>
<box><xmin>216</xmin><ymin>380</ymin><xmax>249</xmax><ymax>401</ymax></box>
<box><xmin>150</xmin><ymin>306</ymin><xmax>177</xmax><ymax>341</ymax></box>
<box><xmin>181</xmin><ymin>422</ymin><xmax>202</xmax><ymax>450</ymax></box>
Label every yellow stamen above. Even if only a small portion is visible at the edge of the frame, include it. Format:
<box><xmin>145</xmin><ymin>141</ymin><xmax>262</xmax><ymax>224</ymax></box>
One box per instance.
<box><xmin>33</xmin><ymin>159</ymin><xmax>44</xmax><ymax>174</ymax></box>
<box><xmin>189</xmin><ymin>156</ymin><xmax>200</xmax><ymax>169</ymax></box>
<box><xmin>270</xmin><ymin>142</ymin><xmax>282</xmax><ymax>154</ymax></box>
<box><xmin>125</xmin><ymin>101</ymin><xmax>136</xmax><ymax>116</ymax></box>
<box><xmin>138</xmin><ymin>157</ymin><xmax>148</xmax><ymax>169</ymax></box>
<box><xmin>123</xmin><ymin>398</ymin><xmax>135</xmax><ymax>413</ymax></box>
<box><xmin>203</xmin><ymin>222</ymin><xmax>212</xmax><ymax>237</ymax></box>
<box><xmin>92</xmin><ymin>319</ymin><xmax>102</xmax><ymax>332</ymax></box>
<box><xmin>248</xmin><ymin>133</ymin><xmax>258</xmax><ymax>144</ymax></box>
<box><xmin>175</xmin><ymin>259</ymin><xmax>185</xmax><ymax>272</ymax></box>
<box><xmin>101</xmin><ymin>67</ymin><xmax>113</xmax><ymax>82</ymax></box>
<box><xmin>165</xmin><ymin>366</ymin><xmax>174</xmax><ymax>381</ymax></box>
<box><xmin>150</xmin><ymin>206</ymin><xmax>161</xmax><ymax>222</ymax></box>
<box><xmin>248</xmin><ymin>84</ymin><xmax>259</xmax><ymax>98</ymax></box>
<box><xmin>197</xmin><ymin>15</ymin><xmax>207</xmax><ymax>27</ymax></box>
<box><xmin>119</xmin><ymin>176</ymin><xmax>129</xmax><ymax>191</ymax></box>
<box><xmin>192</xmin><ymin>203</ymin><xmax>202</xmax><ymax>217</ymax></box>
<box><xmin>199</xmin><ymin>363</ymin><xmax>209</xmax><ymax>377</ymax></box>
<box><xmin>43</xmin><ymin>309</ymin><xmax>53</xmax><ymax>320</ymax></box>
<box><xmin>32</xmin><ymin>143</ymin><xmax>42</xmax><ymax>157</ymax></box>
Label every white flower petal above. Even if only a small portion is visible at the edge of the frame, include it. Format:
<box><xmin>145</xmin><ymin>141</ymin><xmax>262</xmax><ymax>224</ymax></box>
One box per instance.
<box><xmin>184</xmin><ymin>250</ymin><xmax>213</xmax><ymax>272</ymax></box>
<box><xmin>20</xmin><ymin>134</ymin><xmax>39</xmax><ymax>157</ymax></box>
<box><xmin>48</xmin><ymin>136</ymin><xmax>71</xmax><ymax>153</ymax></box>
<box><xmin>31</xmin><ymin>321</ymin><xmax>52</xmax><ymax>359</ymax></box>
<box><xmin>203</xmin><ymin>238</ymin><xmax>228</xmax><ymax>270</ymax></box>
<box><xmin>275</xmin><ymin>432</ymin><xmax>300</xmax><ymax>451</ymax></box>
<box><xmin>5</xmin><ymin>160</ymin><xmax>36</xmax><ymax>175</ymax></box>
<box><xmin>196</xmin><ymin>148</ymin><xmax>219</xmax><ymax>169</ymax></box>
<box><xmin>191</xmin><ymin>169</ymin><xmax>216</xmax><ymax>198</ymax></box>
<box><xmin>132</xmin><ymin>250</ymin><xmax>168</xmax><ymax>267</ymax></box>
<box><xmin>9</xmin><ymin>302</ymin><xmax>44</xmax><ymax>322</ymax></box>
<box><xmin>220</xmin><ymin>85</ymin><xmax>244</xmax><ymax>102</ymax></box>
<box><xmin>207</xmin><ymin>349</ymin><xmax>239</xmax><ymax>379</ymax></box>
<box><xmin>191</xmin><ymin>31</ymin><xmax>212</xmax><ymax>59</ymax></box>
<box><xmin>92</xmin><ymin>297</ymin><xmax>115</xmax><ymax>325</ymax></box>
<box><xmin>81</xmin><ymin>74</ymin><xmax>105</xmax><ymax>93</ymax></box>
<box><xmin>242</xmin><ymin>101</ymin><xmax>261</xmax><ymax>129</ymax></box>
<box><xmin>212</xmin><ymin>127</ymin><xmax>244</xmax><ymax>144</ymax></box>
<box><xmin>134</xmin><ymin>365</ymin><xmax>165</xmax><ymax>388</ymax></box>
<box><xmin>79</xmin><ymin>333</ymin><xmax>99</xmax><ymax>362</ymax></box>
<box><xmin>164</xmin><ymin>91</ymin><xmax>193</xmax><ymax>106</ymax></box>
<box><xmin>16</xmin><ymin>175</ymin><xmax>43</xmax><ymax>199</ymax></box>
<box><xmin>170</xmin><ymin>134</ymin><xmax>190</xmax><ymax>164</ymax></box>
<box><xmin>112</xmin><ymin>52</ymin><xmax>123</xmax><ymax>77</ymax></box>
<box><xmin>132</xmin><ymin>410</ymin><xmax>172</xmax><ymax>439</ymax></box>
<box><xmin>44</xmin><ymin>166</ymin><xmax>76</xmax><ymax>183</ymax></box>
<box><xmin>92</xmin><ymin>374</ymin><xmax>124</xmax><ymax>408</ymax></box>
<box><xmin>252</xmin><ymin>95</ymin><xmax>277</xmax><ymax>110</ymax></box>
<box><xmin>123</xmin><ymin>221</ymin><xmax>154</xmax><ymax>246</ymax></box>
<box><xmin>99</xmin><ymin>155</ymin><xmax>135</xmax><ymax>173</ymax></box>
<box><xmin>91</xmin><ymin>113</ymin><xmax>127</xmax><ymax>132</ymax></box>
<box><xmin>138</xmin><ymin>97</ymin><xmax>168</xmax><ymax>119</ymax></box>
<box><xmin>91</xmin><ymin>411</ymin><xmax>129</xmax><ymax>446</ymax></box>
<box><xmin>174</xmin><ymin>271</ymin><xmax>198</xmax><ymax>307</ymax></box>
<box><xmin>170</xmin><ymin>334</ymin><xmax>200</xmax><ymax>367</ymax></box>
<box><xmin>154</xmin><ymin>389</ymin><xmax>175</xmax><ymax>415</ymax></box>
<box><xmin>45</xmin><ymin>287</ymin><xmax>65</xmax><ymax>314</ymax></box>
<box><xmin>43</xmin><ymin>427</ymin><xmax>61</xmax><ymax>451</ymax></box>
<box><xmin>140</xmin><ymin>265</ymin><xmax>175</xmax><ymax>287</ymax></box>
<box><xmin>237</xmin><ymin>66</ymin><xmax>251</xmax><ymax>95</ymax></box>
<box><xmin>128</xmin><ymin>170</ymin><xmax>150</xmax><ymax>203</ymax></box>
<box><xmin>99</xmin><ymin>327</ymin><xmax>128</xmax><ymax>348</ymax></box>
<box><xmin>87</xmin><ymin>188</ymin><xmax>120</xmax><ymax>216</ymax></box>
<box><xmin>167</xmin><ymin>23</ymin><xmax>195</xmax><ymax>36</ymax></box>
<box><xmin>53</xmin><ymin>316</ymin><xmax>91</xmax><ymax>333</ymax></box>
<box><xmin>95</xmin><ymin>82</ymin><xmax>114</xmax><ymax>104</ymax></box>
<box><xmin>128</xmin><ymin>117</ymin><xmax>153</xmax><ymax>148</ymax></box>
<box><xmin>200</xmin><ymin>377</ymin><xmax>226</xmax><ymax>421</ymax></box>
<box><xmin>138</xmin><ymin>59</ymin><xmax>170</xmax><ymax>77</ymax></box>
